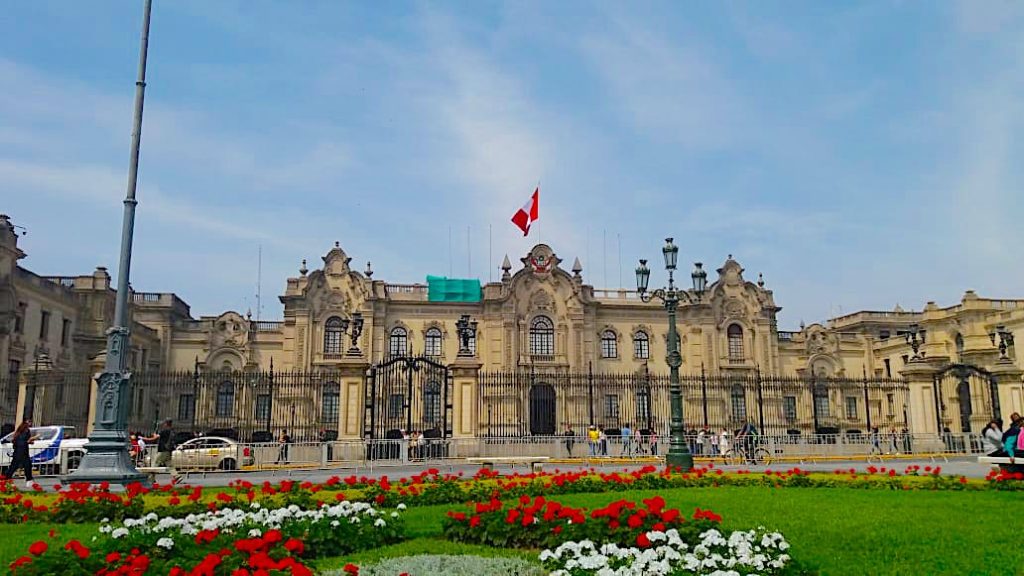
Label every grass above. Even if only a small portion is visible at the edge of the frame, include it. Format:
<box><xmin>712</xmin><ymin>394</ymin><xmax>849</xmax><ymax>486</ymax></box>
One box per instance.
<box><xmin>1</xmin><ymin>487</ymin><xmax>1019</xmax><ymax>575</ymax></box>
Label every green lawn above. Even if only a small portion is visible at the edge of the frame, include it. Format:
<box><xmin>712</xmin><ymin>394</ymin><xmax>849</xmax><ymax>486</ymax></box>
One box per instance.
<box><xmin>2</xmin><ymin>487</ymin><xmax>1019</xmax><ymax>575</ymax></box>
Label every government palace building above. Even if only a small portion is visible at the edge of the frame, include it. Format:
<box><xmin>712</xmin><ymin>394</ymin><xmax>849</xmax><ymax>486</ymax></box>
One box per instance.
<box><xmin>1</xmin><ymin>214</ymin><xmax>1022</xmax><ymax>446</ymax></box>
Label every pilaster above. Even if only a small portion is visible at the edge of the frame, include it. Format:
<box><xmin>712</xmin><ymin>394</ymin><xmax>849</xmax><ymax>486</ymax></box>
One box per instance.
<box><xmin>451</xmin><ymin>355</ymin><xmax>482</xmax><ymax>438</ymax></box>
<box><xmin>336</xmin><ymin>356</ymin><xmax>369</xmax><ymax>439</ymax></box>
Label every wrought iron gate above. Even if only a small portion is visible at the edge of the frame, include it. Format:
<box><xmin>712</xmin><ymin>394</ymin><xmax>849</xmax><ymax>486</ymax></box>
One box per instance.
<box><xmin>934</xmin><ymin>364</ymin><xmax>999</xmax><ymax>436</ymax></box>
<box><xmin>363</xmin><ymin>356</ymin><xmax>453</xmax><ymax>442</ymax></box>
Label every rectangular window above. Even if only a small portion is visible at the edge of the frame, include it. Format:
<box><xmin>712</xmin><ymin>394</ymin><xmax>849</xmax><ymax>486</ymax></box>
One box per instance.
<box><xmin>886</xmin><ymin>393</ymin><xmax>895</xmax><ymax>418</ymax></box>
<box><xmin>14</xmin><ymin>303</ymin><xmax>25</xmax><ymax>334</ymax></box>
<box><xmin>255</xmin><ymin>394</ymin><xmax>272</xmax><ymax>422</ymax></box>
<box><xmin>845</xmin><ymin>397</ymin><xmax>858</xmax><ymax>420</ymax></box>
<box><xmin>388</xmin><ymin>394</ymin><xmax>405</xmax><ymax>419</ymax></box>
<box><xmin>636</xmin><ymin>389</ymin><xmax>651</xmax><ymax>425</ymax></box>
<box><xmin>424</xmin><ymin>336</ymin><xmax>442</xmax><ymax>357</ymax></box>
<box><xmin>177</xmin><ymin>394</ymin><xmax>196</xmax><ymax>421</ymax></box>
<box><xmin>389</xmin><ymin>335</ymin><xmax>407</xmax><ymax>356</ymax></box>
<box><xmin>61</xmin><ymin>319</ymin><xmax>72</xmax><ymax>346</ymax></box>
<box><xmin>884</xmin><ymin>359</ymin><xmax>891</xmax><ymax>378</ymax></box>
<box><xmin>468</xmin><ymin>333</ymin><xmax>477</xmax><ymax>356</ymax></box>
<box><xmin>6</xmin><ymin>360</ymin><xmax>20</xmax><ymax>404</ymax></box>
<box><xmin>814</xmin><ymin>394</ymin><xmax>830</xmax><ymax>418</ymax></box>
<box><xmin>39</xmin><ymin>310</ymin><xmax>50</xmax><ymax>340</ymax></box>
<box><xmin>604</xmin><ymin>394</ymin><xmax>620</xmax><ymax>419</ymax></box>
<box><xmin>879</xmin><ymin>330</ymin><xmax>890</xmax><ymax>340</ymax></box>
<box><xmin>731</xmin><ymin>392</ymin><xmax>747</xmax><ymax>422</ymax></box>
<box><xmin>783</xmin><ymin>396</ymin><xmax>797</xmax><ymax>421</ymax></box>
<box><xmin>600</xmin><ymin>336</ymin><xmax>617</xmax><ymax>359</ymax></box>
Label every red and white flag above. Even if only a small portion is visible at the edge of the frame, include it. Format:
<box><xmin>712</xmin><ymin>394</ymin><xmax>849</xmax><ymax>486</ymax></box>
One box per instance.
<box><xmin>511</xmin><ymin>187</ymin><xmax>539</xmax><ymax>236</ymax></box>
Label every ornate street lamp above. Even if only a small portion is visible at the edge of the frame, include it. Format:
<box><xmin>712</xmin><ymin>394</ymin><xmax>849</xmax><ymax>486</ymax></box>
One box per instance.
<box><xmin>456</xmin><ymin>314</ymin><xmax>478</xmax><ymax>357</ymax></box>
<box><xmin>988</xmin><ymin>325</ymin><xmax>1014</xmax><ymax>361</ymax></box>
<box><xmin>635</xmin><ymin>238</ymin><xmax>706</xmax><ymax>471</ymax></box>
<box><xmin>67</xmin><ymin>0</ymin><xmax>153</xmax><ymax>486</ymax></box>
<box><xmin>343</xmin><ymin>312</ymin><xmax>364</xmax><ymax>355</ymax></box>
<box><xmin>905</xmin><ymin>324</ymin><xmax>923</xmax><ymax>360</ymax></box>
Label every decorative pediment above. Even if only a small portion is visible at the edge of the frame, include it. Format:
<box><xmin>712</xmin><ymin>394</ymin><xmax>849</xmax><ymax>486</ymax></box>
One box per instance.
<box><xmin>805</xmin><ymin>325</ymin><xmax>838</xmax><ymax>356</ymax></box>
<box><xmin>521</xmin><ymin>244</ymin><xmax>561</xmax><ymax>278</ymax></box>
<box><xmin>322</xmin><ymin>242</ymin><xmax>352</xmax><ymax>276</ymax></box>
<box><xmin>210</xmin><ymin>311</ymin><xmax>249</xmax><ymax>350</ymax></box>
<box><xmin>529</xmin><ymin>289</ymin><xmax>554</xmax><ymax>312</ymax></box>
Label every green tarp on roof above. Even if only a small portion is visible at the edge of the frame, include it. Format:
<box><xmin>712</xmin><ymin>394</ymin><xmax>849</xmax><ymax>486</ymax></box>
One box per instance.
<box><xmin>427</xmin><ymin>275</ymin><xmax>481</xmax><ymax>302</ymax></box>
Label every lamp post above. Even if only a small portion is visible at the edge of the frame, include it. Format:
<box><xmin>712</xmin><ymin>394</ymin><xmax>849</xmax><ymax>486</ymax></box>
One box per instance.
<box><xmin>455</xmin><ymin>314</ymin><xmax>478</xmax><ymax>356</ymax></box>
<box><xmin>905</xmin><ymin>324</ymin><xmax>923</xmax><ymax>360</ymax></box>
<box><xmin>635</xmin><ymin>238</ymin><xmax>706</xmax><ymax>471</ymax></box>
<box><xmin>67</xmin><ymin>0</ymin><xmax>152</xmax><ymax>486</ymax></box>
<box><xmin>988</xmin><ymin>325</ymin><xmax>1014</xmax><ymax>362</ymax></box>
<box><xmin>344</xmin><ymin>312</ymin><xmax>365</xmax><ymax>355</ymax></box>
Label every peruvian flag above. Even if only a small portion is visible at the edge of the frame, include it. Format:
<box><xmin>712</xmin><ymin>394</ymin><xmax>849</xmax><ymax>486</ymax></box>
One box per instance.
<box><xmin>511</xmin><ymin>187</ymin><xmax>539</xmax><ymax>236</ymax></box>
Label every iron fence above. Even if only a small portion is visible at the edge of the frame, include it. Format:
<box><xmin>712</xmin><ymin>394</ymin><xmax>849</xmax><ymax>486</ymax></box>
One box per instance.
<box><xmin>478</xmin><ymin>369</ymin><xmax>912</xmax><ymax>439</ymax></box>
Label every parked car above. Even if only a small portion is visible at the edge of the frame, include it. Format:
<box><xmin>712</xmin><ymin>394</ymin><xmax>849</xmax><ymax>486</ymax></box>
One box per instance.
<box><xmin>171</xmin><ymin>436</ymin><xmax>253</xmax><ymax>471</ymax></box>
<box><xmin>0</xmin><ymin>426</ymin><xmax>88</xmax><ymax>475</ymax></box>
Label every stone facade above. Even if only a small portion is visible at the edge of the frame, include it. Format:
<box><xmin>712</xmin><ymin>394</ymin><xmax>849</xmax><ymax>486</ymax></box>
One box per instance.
<box><xmin>2</xmin><ymin>214</ymin><xmax>1022</xmax><ymax>439</ymax></box>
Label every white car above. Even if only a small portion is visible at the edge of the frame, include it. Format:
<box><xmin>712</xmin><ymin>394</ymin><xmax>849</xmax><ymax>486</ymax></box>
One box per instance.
<box><xmin>0</xmin><ymin>426</ymin><xmax>89</xmax><ymax>475</ymax></box>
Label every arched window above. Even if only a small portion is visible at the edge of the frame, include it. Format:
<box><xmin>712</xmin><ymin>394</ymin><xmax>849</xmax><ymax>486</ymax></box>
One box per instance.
<box><xmin>423</xmin><ymin>381</ymin><xmax>442</xmax><ymax>428</ymax></box>
<box><xmin>600</xmin><ymin>330</ymin><xmax>618</xmax><ymax>359</ymax></box>
<box><xmin>424</xmin><ymin>327</ymin><xmax>443</xmax><ymax>357</ymax></box>
<box><xmin>633</xmin><ymin>331</ymin><xmax>650</xmax><ymax>360</ymax></box>
<box><xmin>324</xmin><ymin>316</ymin><xmax>344</xmax><ymax>355</ymax></box>
<box><xmin>530</xmin><ymin>316</ymin><xmax>554</xmax><ymax>356</ymax></box>
<box><xmin>389</xmin><ymin>327</ymin><xmax>408</xmax><ymax>357</ymax></box>
<box><xmin>215</xmin><ymin>381</ymin><xmax>234</xmax><ymax>418</ymax></box>
<box><xmin>730</xmin><ymin>383</ymin><xmax>747</xmax><ymax>422</ymax></box>
<box><xmin>321</xmin><ymin>382</ymin><xmax>340</xmax><ymax>425</ymax></box>
<box><xmin>727</xmin><ymin>324</ymin><xmax>744</xmax><ymax>361</ymax></box>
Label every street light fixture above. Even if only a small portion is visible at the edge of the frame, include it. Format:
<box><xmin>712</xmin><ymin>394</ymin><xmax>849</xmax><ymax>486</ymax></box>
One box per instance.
<box><xmin>635</xmin><ymin>238</ymin><xmax>706</xmax><ymax>471</ymax></box>
<box><xmin>456</xmin><ymin>314</ymin><xmax>478</xmax><ymax>357</ymax></box>
<box><xmin>988</xmin><ymin>325</ymin><xmax>1014</xmax><ymax>361</ymax></box>
<box><xmin>345</xmin><ymin>312</ymin><xmax>364</xmax><ymax>355</ymax></box>
<box><xmin>905</xmin><ymin>324</ymin><xmax>923</xmax><ymax>360</ymax></box>
<box><xmin>67</xmin><ymin>0</ymin><xmax>152</xmax><ymax>486</ymax></box>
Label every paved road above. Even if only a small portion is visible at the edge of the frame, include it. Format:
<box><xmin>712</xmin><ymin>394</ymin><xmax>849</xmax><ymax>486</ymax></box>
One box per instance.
<box><xmin>14</xmin><ymin>455</ymin><xmax>993</xmax><ymax>491</ymax></box>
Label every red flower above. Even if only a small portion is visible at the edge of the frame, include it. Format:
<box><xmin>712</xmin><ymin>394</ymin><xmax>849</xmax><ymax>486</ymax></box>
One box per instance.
<box><xmin>28</xmin><ymin>541</ymin><xmax>47</xmax><ymax>556</ymax></box>
<box><xmin>169</xmin><ymin>496</ymin><xmax>181</xmax><ymax>506</ymax></box>
<box><xmin>64</xmin><ymin>539</ymin><xmax>89</xmax><ymax>559</ymax></box>
<box><xmin>343</xmin><ymin>563</ymin><xmax>360</xmax><ymax>575</ymax></box>
<box><xmin>627</xmin><ymin>514</ymin><xmax>644</xmax><ymax>529</ymax></box>
<box><xmin>636</xmin><ymin>533</ymin><xmax>651</xmax><ymax>548</ymax></box>
<box><xmin>263</xmin><ymin>529</ymin><xmax>283</xmax><ymax>544</ymax></box>
<box><xmin>959</xmin><ymin>476</ymin><xmax>968</xmax><ymax>484</ymax></box>
<box><xmin>106</xmin><ymin>551</ymin><xmax>121</xmax><ymax>563</ymax></box>
<box><xmin>888</xmin><ymin>470</ymin><xmax>897</xmax><ymax>477</ymax></box>
<box><xmin>469</xmin><ymin>515</ymin><xmax>481</xmax><ymax>528</ymax></box>
<box><xmin>284</xmin><ymin>538</ymin><xmax>305</xmax><ymax>555</ymax></box>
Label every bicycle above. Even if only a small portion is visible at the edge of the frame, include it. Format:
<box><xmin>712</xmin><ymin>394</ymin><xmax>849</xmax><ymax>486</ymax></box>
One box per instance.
<box><xmin>722</xmin><ymin>443</ymin><xmax>772</xmax><ymax>466</ymax></box>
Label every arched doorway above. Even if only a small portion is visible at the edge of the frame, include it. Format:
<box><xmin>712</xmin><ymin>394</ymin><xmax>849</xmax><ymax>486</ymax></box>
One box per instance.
<box><xmin>529</xmin><ymin>383</ymin><xmax>556</xmax><ymax>435</ymax></box>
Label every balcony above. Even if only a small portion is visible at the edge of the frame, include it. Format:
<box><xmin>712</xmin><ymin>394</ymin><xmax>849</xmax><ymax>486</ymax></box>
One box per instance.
<box><xmin>385</xmin><ymin>283</ymin><xmax>428</xmax><ymax>301</ymax></box>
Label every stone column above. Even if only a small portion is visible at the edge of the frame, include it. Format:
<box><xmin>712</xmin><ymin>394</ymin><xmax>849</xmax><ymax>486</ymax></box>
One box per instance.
<box><xmin>336</xmin><ymin>356</ymin><xmax>370</xmax><ymax>439</ymax></box>
<box><xmin>900</xmin><ymin>359</ymin><xmax>942</xmax><ymax>452</ymax></box>
<box><xmin>450</xmin><ymin>356</ymin><xmax>482</xmax><ymax>438</ymax></box>
<box><xmin>989</xmin><ymin>360</ymin><xmax>1024</xmax><ymax>423</ymax></box>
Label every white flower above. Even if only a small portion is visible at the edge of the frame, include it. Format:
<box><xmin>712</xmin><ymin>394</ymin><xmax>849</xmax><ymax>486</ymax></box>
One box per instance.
<box><xmin>248</xmin><ymin>529</ymin><xmax>262</xmax><ymax>538</ymax></box>
<box><xmin>156</xmin><ymin>537</ymin><xmax>174</xmax><ymax>549</ymax></box>
<box><xmin>396</xmin><ymin>503</ymin><xmax>407</xmax><ymax>510</ymax></box>
<box><xmin>111</xmin><ymin>528</ymin><xmax>129</xmax><ymax>539</ymax></box>
<box><xmin>374</xmin><ymin>518</ymin><xmax>386</xmax><ymax>527</ymax></box>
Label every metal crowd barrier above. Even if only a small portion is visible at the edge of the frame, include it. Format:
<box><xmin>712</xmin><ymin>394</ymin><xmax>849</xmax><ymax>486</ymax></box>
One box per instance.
<box><xmin>3</xmin><ymin>431</ymin><xmax>1002</xmax><ymax>478</ymax></box>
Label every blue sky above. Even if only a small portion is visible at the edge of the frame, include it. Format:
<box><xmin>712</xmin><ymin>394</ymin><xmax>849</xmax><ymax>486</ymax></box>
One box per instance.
<box><xmin>2</xmin><ymin>1</ymin><xmax>1022</xmax><ymax>327</ymax></box>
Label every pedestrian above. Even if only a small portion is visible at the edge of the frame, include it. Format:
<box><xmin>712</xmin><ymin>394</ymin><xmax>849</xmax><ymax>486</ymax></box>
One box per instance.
<box><xmin>564</xmin><ymin>424</ymin><xmax>575</xmax><ymax>456</ymax></box>
<box><xmin>649</xmin><ymin>429</ymin><xmax>658</xmax><ymax>456</ymax></box>
<box><xmin>889</xmin><ymin>428</ymin><xmax>900</xmax><ymax>455</ymax></box>
<box><xmin>276</xmin><ymin>429</ymin><xmax>291</xmax><ymax>464</ymax></box>
<box><xmin>598</xmin><ymin>426</ymin><xmax>608</xmax><ymax>457</ymax></box>
<box><xmin>621</xmin><ymin>423</ymin><xmax>633</xmax><ymax>457</ymax></box>
<box><xmin>144</xmin><ymin>419</ymin><xmax>177</xmax><ymax>482</ymax></box>
<box><xmin>870</xmin><ymin>426</ymin><xmax>881</xmax><ymax>455</ymax></box>
<box><xmin>982</xmin><ymin>419</ymin><xmax>1004</xmax><ymax>456</ymax></box>
<box><xmin>587</xmin><ymin>425</ymin><xmax>599</xmax><ymax>456</ymax></box>
<box><xmin>2</xmin><ymin>420</ymin><xmax>39</xmax><ymax>486</ymax></box>
<box><xmin>710</xmin><ymin>429</ymin><xmax>719</xmax><ymax>456</ymax></box>
<box><xmin>400</xmin><ymin>429</ymin><xmax>409</xmax><ymax>463</ymax></box>
<box><xmin>633</xmin><ymin>427</ymin><xmax>644</xmax><ymax>456</ymax></box>
<box><xmin>319</xmin><ymin>428</ymin><xmax>334</xmax><ymax>462</ymax></box>
<box><xmin>696</xmin><ymin>427</ymin><xmax>706</xmax><ymax>456</ymax></box>
<box><xmin>1002</xmin><ymin>413</ymin><xmax>1022</xmax><ymax>459</ymax></box>
<box><xmin>719</xmin><ymin>428</ymin><xmax>731</xmax><ymax>457</ymax></box>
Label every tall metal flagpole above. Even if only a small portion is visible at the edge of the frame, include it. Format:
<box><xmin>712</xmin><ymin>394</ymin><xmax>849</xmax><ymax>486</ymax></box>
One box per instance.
<box><xmin>67</xmin><ymin>0</ymin><xmax>153</xmax><ymax>486</ymax></box>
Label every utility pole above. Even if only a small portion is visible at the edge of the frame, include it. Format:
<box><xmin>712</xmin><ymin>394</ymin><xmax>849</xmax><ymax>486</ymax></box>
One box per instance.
<box><xmin>67</xmin><ymin>0</ymin><xmax>153</xmax><ymax>486</ymax></box>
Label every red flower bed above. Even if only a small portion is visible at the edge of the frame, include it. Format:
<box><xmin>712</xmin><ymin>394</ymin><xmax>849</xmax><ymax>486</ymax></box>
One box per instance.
<box><xmin>442</xmin><ymin>494</ymin><xmax>719</xmax><ymax>549</ymax></box>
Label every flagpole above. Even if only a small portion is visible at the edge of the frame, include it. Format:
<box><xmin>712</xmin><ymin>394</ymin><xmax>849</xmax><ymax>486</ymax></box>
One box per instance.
<box><xmin>467</xmin><ymin>225</ymin><xmax>471</xmax><ymax>277</ymax></box>
<box><xmin>488</xmin><ymin>224</ymin><xmax>493</xmax><ymax>283</ymax></box>
<box><xmin>448</xmin><ymin>226</ymin><xmax>453</xmax><ymax>277</ymax></box>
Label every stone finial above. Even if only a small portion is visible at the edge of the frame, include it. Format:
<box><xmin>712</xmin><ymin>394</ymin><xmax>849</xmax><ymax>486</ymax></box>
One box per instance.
<box><xmin>334</xmin><ymin>241</ymin><xmax>340</xmax><ymax>248</ymax></box>
<box><xmin>572</xmin><ymin>257</ymin><xmax>583</xmax><ymax>277</ymax></box>
<box><xmin>757</xmin><ymin>273</ymin><xmax>765</xmax><ymax>288</ymax></box>
<box><xmin>365</xmin><ymin>261</ymin><xmax>374</xmax><ymax>279</ymax></box>
<box><xmin>299</xmin><ymin>259</ymin><xmax>308</xmax><ymax>276</ymax></box>
<box><xmin>501</xmin><ymin>254</ymin><xmax>512</xmax><ymax>282</ymax></box>
<box><xmin>799</xmin><ymin>320</ymin><xmax>806</xmax><ymax>331</ymax></box>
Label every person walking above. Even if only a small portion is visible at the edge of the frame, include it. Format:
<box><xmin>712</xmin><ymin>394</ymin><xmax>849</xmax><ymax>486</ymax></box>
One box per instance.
<box><xmin>719</xmin><ymin>428</ymin><xmax>731</xmax><ymax>458</ymax></box>
<box><xmin>870</xmin><ymin>426</ymin><xmax>882</xmax><ymax>455</ymax></box>
<box><xmin>621</xmin><ymin>423</ymin><xmax>633</xmax><ymax>457</ymax></box>
<box><xmin>710</xmin><ymin>429</ymin><xmax>719</xmax><ymax>456</ymax></box>
<box><xmin>145</xmin><ymin>419</ymin><xmax>177</xmax><ymax>483</ymax></box>
<box><xmin>276</xmin><ymin>429</ymin><xmax>291</xmax><ymax>464</ymax></box>
<box><xmin>2</xmin><ymin>421</ymin><xmax>38</xmax><ymax>486</ymax></box>
<box><xmin>598</xmin><ymin>426</ymin><xmax>608</xmax><ymax>457</ymax></box>
<box><xmin>696</xmin><ymin>427</ymin><xmax>706</xmax><ymax>456</ymax></box>
<box><xmin>649</xmin><ymin>429</ymin><xmax>659</xmax><ymax>456</ymax></box>
<box><xmin>563</xmin><ymin>424</ymin><xmax>575</xmax><ymax>457</ymax></box>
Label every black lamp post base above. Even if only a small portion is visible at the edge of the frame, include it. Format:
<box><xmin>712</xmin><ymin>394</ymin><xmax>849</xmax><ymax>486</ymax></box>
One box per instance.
<box><xmin>64</xmin><ymin>431</ymin><xmax>150</xmax><ymax>488</ymax></box>
<box><xmin>665</xmin><ymin>451</ymin><xmax>694</xmax><ymax>472</ymax></box>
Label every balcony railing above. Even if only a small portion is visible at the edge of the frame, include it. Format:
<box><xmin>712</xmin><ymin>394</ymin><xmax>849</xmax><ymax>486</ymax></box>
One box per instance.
<box><xmin>253</xmin><ymin>321</ymin><xmax>283</xmax><ymax>332</ymax></box>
